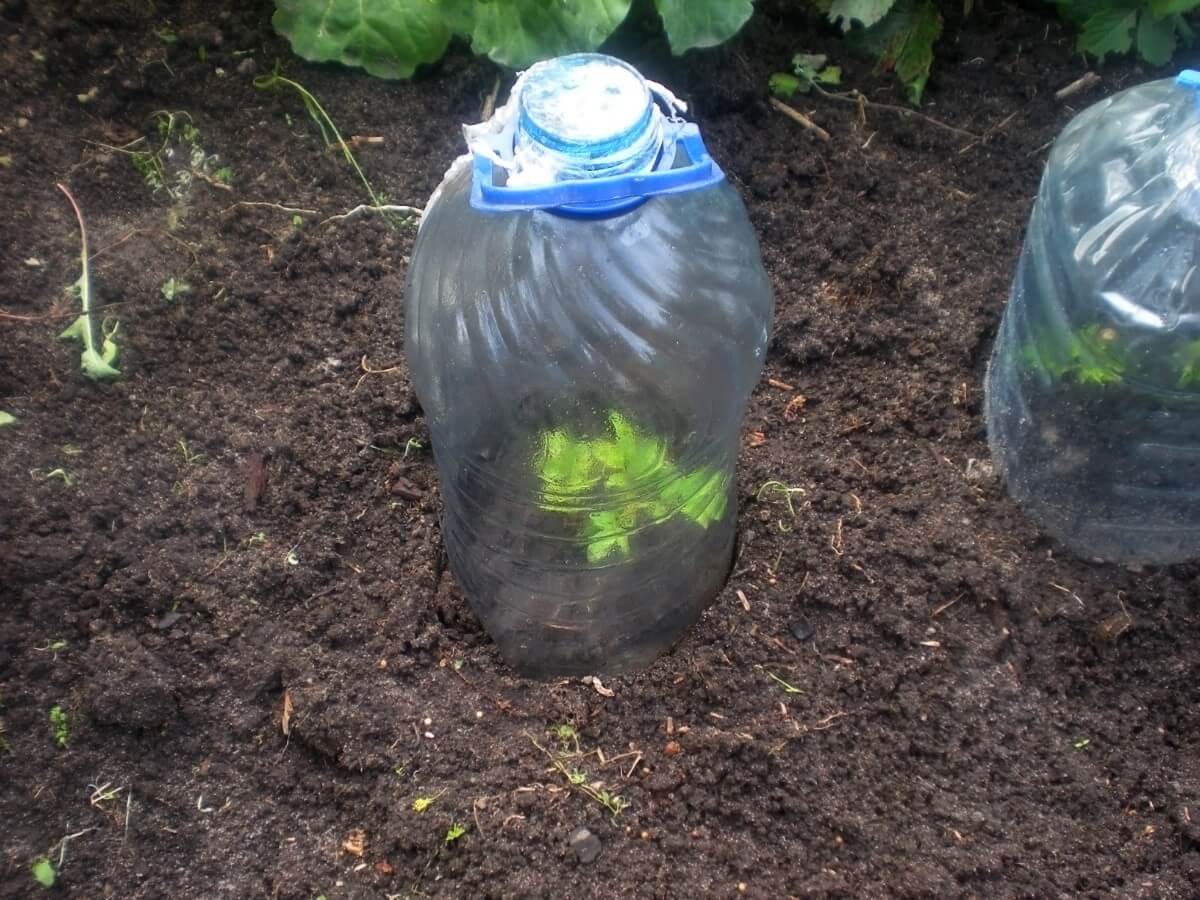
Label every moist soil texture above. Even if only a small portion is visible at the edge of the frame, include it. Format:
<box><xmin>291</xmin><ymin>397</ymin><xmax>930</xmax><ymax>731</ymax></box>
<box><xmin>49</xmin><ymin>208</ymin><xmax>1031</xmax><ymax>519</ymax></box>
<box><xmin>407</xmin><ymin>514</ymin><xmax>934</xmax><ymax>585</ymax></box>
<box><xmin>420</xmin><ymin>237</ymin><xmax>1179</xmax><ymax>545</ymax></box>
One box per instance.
<box><xmin>3</xmin><ymin>2</ymin><xmax>1200</xmax><ymax>898</ymax></box>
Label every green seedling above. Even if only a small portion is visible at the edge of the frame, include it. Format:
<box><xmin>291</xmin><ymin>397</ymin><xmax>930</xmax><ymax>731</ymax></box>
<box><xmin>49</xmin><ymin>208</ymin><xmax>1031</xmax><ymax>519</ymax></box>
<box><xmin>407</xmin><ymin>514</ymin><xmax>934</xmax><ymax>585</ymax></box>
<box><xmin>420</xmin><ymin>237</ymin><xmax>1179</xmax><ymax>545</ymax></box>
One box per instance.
<box><xmin>536</xmin><ymin>411</ymin><xmax>728</xmax><ymax>563</ymax></box>
<box><xmin>34</xmin><ymin>639</ymin><xmax>68</xmax><ymax>655</ymax></box>
<box><xmin>212</xmin><ymin>165</ymin><xmax>233</xmax><ymax>185</ymax></box>
<box><xmin>756</xmin><ymin>480</ymin><xmax>805</xmax><ymax>532</ymax></box>
<box><xmin>44</xmin><ymin>469</ymin><xmax>75</xmax><ymax>487</ymax></box>
<box><xmin>0</xmin><ymin>411</ymin><xmax>16</xmax><ymax>427</ymax></box>
<box><xmin>412</xmin><ymin>788</ymin><xmax>446</xmax><ymax>813</ymax></box>
<box><xmin>770</xmin><ymin>53</ymin><xmax>842</xmax><ymax>98</ymax></box>
<box><xmin>57</xmin><ymin>184</ymin><xmax>121</xmax><ymax>380</ymax></box>
<box><xmin>254</xmin><ymin>69</ymin><xmax>391</xmax><ymax>220</ymax></box>
<box><xmin>161</xmin><ymin>277</ymin><xmax>192</xmax><ymax>302</ymax></box>
<box><xmin>755</xmin><ymin>665</ymin><xmax>803</xmax><ymax>694</ymax></box>
<box><xmin>444</xmin><ymin>823</ymin><xmax>467</xmax><ymax>843</ymax></box>
<box><xmin>246</xmin><ymin>532</ymin><xmax>268</xmax><ymax>547</ymax></box>
<box><xmin>291</xmin><ymin>214</ymin><xmax>303</xmax><ymax>227</ymax></box>
<box><xmin>177</xmin><ymin>439</ymin><xmax>205</xmax><ymax>466</ymax></box>
<box><xmin>0</xmin><ymin>154</ymin><xmax>13</xmax><ymax>167</ymax></box>
<box><xmin>551</xmin><ymin>723</ymin><xmax>578</xmax><ymax>749</ymax></box>
<box><xmin>1021</xmin><ymin>323</ymin><xmax>1125</xmax><ymax>386</ymax></box>
<box><xmin>1073</xmin><ymin>737</ymin><xmax>1091</xmax><ymax>750</ymax></box>
<box><xmin>31</xmin><ymin>858</ymin><xmax>56</xmax><ymax>888</ymax></box>
<box><xmin>403</xmin><ymin>437</ymin><xmax>423</xmax><ymax>458</ymax></box>
<box><xmin>49</xmin><ymin>706</ymin><xmax>70</xmax><ymax>748</ymax></box>
<box><xmin>528</xmin><ymin>732</ymin><xmax>630</xmax><ymax>820</ymax></box>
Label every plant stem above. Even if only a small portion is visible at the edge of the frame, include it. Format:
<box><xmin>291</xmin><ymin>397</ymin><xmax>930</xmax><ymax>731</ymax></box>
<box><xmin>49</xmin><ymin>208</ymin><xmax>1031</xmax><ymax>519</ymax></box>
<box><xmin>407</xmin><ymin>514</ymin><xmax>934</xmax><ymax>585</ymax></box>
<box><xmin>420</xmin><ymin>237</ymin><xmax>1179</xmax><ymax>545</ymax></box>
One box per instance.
<box><xmin>254</xmin><ymin>73</ymin><xmax>385</xmax><ymax>211</ymax></box>
<box><xmin>56</xmin><ymin>183</ymin><xmax>97</xmax><ymax>352</ymax></box>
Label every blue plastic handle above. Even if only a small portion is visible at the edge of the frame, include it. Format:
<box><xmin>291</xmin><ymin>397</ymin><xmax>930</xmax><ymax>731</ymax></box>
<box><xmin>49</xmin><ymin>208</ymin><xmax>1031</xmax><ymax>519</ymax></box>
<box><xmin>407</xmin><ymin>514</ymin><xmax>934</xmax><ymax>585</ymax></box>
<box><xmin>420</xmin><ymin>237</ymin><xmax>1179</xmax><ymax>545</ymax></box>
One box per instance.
<box><xmin>469</xmin><ymin>124</ymin><xmax>726</xmax><ymax>217</ymax></box>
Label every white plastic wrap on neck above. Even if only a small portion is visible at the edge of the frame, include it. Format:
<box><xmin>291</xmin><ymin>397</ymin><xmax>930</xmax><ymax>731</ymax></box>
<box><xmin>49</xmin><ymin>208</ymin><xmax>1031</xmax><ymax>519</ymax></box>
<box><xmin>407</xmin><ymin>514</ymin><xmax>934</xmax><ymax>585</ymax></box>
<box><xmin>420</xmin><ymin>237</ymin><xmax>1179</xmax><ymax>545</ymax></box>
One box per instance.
<box><xmin>463</xmin><ymin>69</ymin><xmax>688</xmax><ymax>188</ymax></box>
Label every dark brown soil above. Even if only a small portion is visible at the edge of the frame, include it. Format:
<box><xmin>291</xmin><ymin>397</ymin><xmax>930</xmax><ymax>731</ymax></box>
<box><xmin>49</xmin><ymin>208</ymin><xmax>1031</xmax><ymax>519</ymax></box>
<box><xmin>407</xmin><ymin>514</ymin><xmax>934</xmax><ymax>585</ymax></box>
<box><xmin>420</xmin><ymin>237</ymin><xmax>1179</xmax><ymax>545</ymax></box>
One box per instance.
<box><xmin>4</xmin><ymin>2</ymin><xmax>1200</xmax><ymax>897</ymax></box>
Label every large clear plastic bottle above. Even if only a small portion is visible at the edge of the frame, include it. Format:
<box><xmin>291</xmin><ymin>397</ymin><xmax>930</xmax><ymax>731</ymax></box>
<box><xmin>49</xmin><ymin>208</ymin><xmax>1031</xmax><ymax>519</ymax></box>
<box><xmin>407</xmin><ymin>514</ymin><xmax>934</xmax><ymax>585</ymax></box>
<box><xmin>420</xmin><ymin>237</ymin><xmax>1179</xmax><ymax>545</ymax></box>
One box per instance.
<box><xmin>405</xmin><ymin>55</ymin><xmax>773</xmax><ymax>675</ymax></box>
<box><xmin>986</xmin><ymin>71</ymin><xmax>1200</xmax><ymax>565</ymax></box>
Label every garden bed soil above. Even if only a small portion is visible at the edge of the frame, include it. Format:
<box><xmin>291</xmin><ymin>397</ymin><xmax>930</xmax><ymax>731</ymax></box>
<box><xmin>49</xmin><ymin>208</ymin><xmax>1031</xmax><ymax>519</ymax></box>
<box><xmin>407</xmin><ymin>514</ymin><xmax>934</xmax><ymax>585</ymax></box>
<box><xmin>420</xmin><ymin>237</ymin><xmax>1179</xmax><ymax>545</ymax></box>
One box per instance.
<box><xmin>4</xmin><ymin>2</ymin><xmax>1200</xmax><ymax>897</ymax></box>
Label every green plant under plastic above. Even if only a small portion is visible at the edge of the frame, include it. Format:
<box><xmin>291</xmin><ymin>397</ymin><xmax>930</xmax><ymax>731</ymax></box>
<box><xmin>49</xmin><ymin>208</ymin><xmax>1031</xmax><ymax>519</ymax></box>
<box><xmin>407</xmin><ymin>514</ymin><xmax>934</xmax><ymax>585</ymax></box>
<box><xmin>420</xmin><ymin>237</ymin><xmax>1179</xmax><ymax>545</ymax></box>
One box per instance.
<box><xmin>1021</xmin><ymin>324</ymin><xmax>1126</xmax><ymax>386</ymax></box>
<box><xmin>1053</xmin><ymin>0</ymin><xmax>1198</xmax><ymax>66</ymax></box>
<box><xmin>537</xmin><ymin>412</ymin><xmax>728</xmax><ymax>563</ymax></box>
<box><xmin>270</xmin><ymin>0</ymin><xmax>755</xmax><ymax>79</ymax></box>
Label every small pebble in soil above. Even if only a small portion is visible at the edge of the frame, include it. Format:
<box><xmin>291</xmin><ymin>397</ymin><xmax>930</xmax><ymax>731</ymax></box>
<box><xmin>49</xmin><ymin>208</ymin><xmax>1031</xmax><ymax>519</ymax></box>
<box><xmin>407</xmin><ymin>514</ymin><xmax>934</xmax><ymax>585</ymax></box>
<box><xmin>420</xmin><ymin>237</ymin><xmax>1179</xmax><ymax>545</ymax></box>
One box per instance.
<box><xmin>664</xmin><ymin>740</ymin><xmax>682</xmax><ymax>757</ymax></box>
<box><xmin>790</xmin><ymin>618</ymin><xmax>814</xmax><ymax>641</ymax></box>
<box><xmin>568</xmin><ymin>826</ymin><xmax>602</xmax><ymax>864</ymax></box>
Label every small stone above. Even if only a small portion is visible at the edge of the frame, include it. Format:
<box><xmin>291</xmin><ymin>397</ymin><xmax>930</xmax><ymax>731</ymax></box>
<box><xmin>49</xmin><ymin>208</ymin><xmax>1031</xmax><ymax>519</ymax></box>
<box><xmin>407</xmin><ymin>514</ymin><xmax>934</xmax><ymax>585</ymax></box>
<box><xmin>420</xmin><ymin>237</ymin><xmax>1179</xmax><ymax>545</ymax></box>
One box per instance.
<box><xmin>790</xmin><ymin>618</ymin><xmax>814</xmax><ymax>641</ymax></box>
<box><xmin>236</xmin><ymin>56</ymin><xmax>257</xmax><ymax>76</ymax></box>
<box><xmin>568</xmin><ymin>826</ymin><xmax>602</xmax><ymax>864</ymax></box>
<box><xmin>664</xmin><ymin>740</ymin><xmax>682</xmax><ymax>757</ymax></box>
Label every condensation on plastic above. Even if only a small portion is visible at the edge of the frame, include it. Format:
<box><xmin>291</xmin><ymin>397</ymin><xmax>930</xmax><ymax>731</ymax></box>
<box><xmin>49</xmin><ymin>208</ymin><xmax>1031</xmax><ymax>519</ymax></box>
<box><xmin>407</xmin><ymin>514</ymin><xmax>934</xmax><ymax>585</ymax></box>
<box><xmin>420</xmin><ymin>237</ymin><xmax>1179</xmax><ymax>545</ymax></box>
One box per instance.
<box><xmin>985</xmin><ymin>74</ymin><xmax>1200</xmax><ymax>564</ymax></box>
<box><xmin>405</xmin><ymin>121</ymin><xmax>773</xmax><ymax>676</ymax></box>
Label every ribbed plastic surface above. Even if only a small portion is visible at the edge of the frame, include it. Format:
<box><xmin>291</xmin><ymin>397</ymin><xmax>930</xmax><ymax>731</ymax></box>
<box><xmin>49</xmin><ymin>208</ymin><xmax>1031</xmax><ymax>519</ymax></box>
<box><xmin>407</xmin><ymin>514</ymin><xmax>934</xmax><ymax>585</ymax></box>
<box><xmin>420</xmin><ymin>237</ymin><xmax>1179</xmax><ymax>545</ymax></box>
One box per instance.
<box><xmin>405</xmin><ymin>160</ymin><xmax>772</xmax><ymax>675</ymax></box>
<box><xmin>986</xmin><ymin>73</ymin><xmax>1200</xmax><ymax>564</ymax></box>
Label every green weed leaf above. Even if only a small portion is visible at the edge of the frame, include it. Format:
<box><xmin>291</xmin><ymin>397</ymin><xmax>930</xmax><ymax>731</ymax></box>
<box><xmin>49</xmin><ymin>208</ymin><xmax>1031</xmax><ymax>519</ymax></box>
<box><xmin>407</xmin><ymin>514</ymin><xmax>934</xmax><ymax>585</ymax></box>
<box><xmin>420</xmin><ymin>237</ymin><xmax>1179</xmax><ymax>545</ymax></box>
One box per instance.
<box><xmin>1077</xmin><ymin>9</ymin><xmax>1138</xmax><ymax>58</ymax></box>
<box><xmin>31</xmin><ymin>858</ymin><xmax>55</xmax><ymax>888</ymax></box>
<box><xmin>271</xmin><ymin>0</ymin><xmax>453</xmax><ymax>79</ymax></box>
<box><xmin>447</xmin><ymin>0</ymin><xmax>632</xmax><ymax>67</ymax></box>
<box><xmin>769</xmin><ymin>72</ymin><xmax>801</xmax><ymax>97</ymax></box>
<box><xmin>0</xmin><ymin>411</ymin><xmax>15</xmax><ymax>427</ymax></box>
<box><xmin>848</xmin><ymin>0</ymin><xmax>942</xmax><ymax>104</ymax></box>
<box><xmin>1135</xmin><ymin>12</ymin><xmax>1179</xmax><ymax>64</ymax></box>
<box><xmin>655</xmin><ymin>0</ymin><xmax>754</xmax><ymax>53</ymax></box>
<box><xmin>828</xmin><ymin>0</ymin><xmax>896</xmax><ymax>31</ymax></box>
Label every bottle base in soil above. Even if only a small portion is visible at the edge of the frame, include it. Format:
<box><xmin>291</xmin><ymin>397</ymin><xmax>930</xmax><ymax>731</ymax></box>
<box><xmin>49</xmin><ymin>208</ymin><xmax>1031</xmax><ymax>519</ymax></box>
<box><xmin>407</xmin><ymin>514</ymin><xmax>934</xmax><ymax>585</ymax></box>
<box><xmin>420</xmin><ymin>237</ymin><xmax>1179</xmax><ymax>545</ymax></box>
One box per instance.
<box><xmin>444</xmin><ymin>508</ymin><xmax>736</xmax><ymax>678</ymax></box>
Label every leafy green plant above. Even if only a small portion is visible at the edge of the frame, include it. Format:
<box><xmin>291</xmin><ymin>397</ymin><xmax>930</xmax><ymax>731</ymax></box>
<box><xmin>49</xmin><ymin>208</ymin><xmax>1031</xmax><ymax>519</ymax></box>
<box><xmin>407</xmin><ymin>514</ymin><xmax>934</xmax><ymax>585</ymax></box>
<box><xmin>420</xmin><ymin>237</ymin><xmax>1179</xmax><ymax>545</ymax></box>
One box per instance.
<box><xmin>270</xmin><ymin>0</ymin><xmax>755</xmax><ymax>79</ymax></box>
<box><xmin>31</xmin><ymin>858</ymin><xmax>56</xmax><ymax>889</ymax></box>
<box><xmin>769</xmin><ymin>53</ymin><xmax>842</xmax><ymax>97</ymax></box>
<box><xmin>445</xmin><ymin>823</ymin><xmax>467</xmax><ymax>843</ymax></box>
<box><xmin>1021</xmin><ymin>323</ymin><xmax>1126</xmax><ymax>386</ymax></box>
<box><xmin>807</xmin><ymin>0</ymin><xmax>942</xmax><ymax>103</ymax></box>
<box><xmin>48</xmin><ymin>706</ymin><xmax>70</xmax><ymax>748</ymax></box>
<box><xmin>57</xmin><ymin>184</ymin><xmax>121</xmax><ymax>381</ymax></box>
<box><xmin>536</xmin><ymin>412</ymin><xmax>728</xmax><ymax>563</ymax></box>
<box><xmin>1053</xmin><ymin>0</ymin><xmax>1198</xmax><ymax>65</ymax></box>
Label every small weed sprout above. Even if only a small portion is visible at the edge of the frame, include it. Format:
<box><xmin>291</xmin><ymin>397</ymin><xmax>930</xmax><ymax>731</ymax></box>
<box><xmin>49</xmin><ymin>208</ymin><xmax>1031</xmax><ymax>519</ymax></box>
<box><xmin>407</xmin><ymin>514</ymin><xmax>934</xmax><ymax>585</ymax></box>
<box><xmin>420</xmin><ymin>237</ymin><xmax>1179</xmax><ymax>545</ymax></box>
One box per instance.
<box><xmin>49</xmin><ymin>706</ymin><xmax>70</xmax><ymax>748</ymax></box>
<box><xmin>254</xmin><ymin>69</ymin><xmax>411</xmax><ymax>228</ymax></box>
<box><xmin>756</xmin><ymin>480</ymin><xmax>805</xmax><ymax>532</ymax></box>
<box><xmin>0</xmin><ymin>411</ymin><xmax>16</xmax><ymax>427</ymax></box>
<box><xmin>44</xmin><ymin>469</ymin><xmax>76</xmax><ymax>487</ymax></box>
<box><xmin>57</xmin><ymin>184</ymin><xmax>121</xmax><ymax>380</ymax></box>
<box><xmin>754</xmin><ymin>665</ymin><xmax>803</xmax><ymax>694</ymax></box>
<box><xmin>528</xmin><ymin>731</ymin><xmax>630</xmax><ymax>820</ymax></box>
<box><xmin>412</xmin><ymin>788</ymin><xmax>446</xmax><ymax>813</ymax></box>
<box><xmin>403</xmin><ymin>437</ymin><xmax>423</xmax><ymax>458</ymax></box>
<box><xmin>161</xmin><ymin>277</ymin><xmax>192</xmax><ymax>301</ymax></box>
<box><xmin>176</xmin><ymin>439</ymin><xmax>206</xmax><ymax>466</ymax></box>
<box><xmin>31</xmin><ymin>858</ymin><xmax>55</xmax><ymax>888</ymax></box>
<box><xmin>444</xmin><ymin>823</ymin><xmax>467</xmax><ymax>843</ymax></box>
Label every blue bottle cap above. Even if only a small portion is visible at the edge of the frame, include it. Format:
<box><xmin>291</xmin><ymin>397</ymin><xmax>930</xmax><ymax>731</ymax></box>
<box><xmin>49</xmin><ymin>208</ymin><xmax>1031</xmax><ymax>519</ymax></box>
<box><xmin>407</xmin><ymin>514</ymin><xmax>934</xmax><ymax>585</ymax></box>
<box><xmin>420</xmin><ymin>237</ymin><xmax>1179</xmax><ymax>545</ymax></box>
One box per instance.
<box><xmin>516</xmin><ymin>54</ymin><xmax>661</xmax><ymax>181</ymax></box>
<box><xmin>468</xmin><ymin>53</ymin><xmax>726</xmax><ymax>215</ymax></box>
